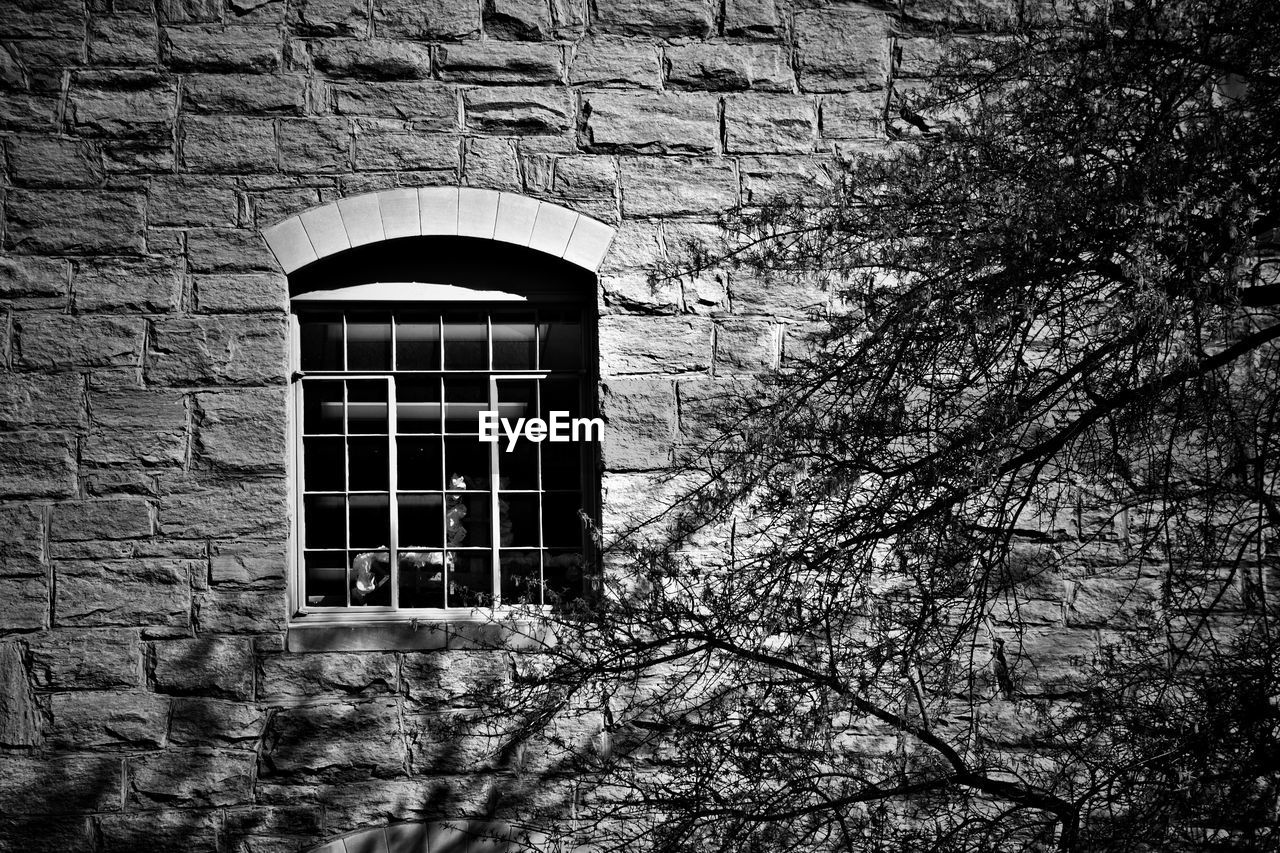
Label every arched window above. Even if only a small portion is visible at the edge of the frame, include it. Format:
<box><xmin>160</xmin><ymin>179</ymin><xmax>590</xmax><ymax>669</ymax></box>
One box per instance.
<box><xmin>263</xmin><ymin>189</ymin><xmax>612</xmax><ymax>631</ymax></box>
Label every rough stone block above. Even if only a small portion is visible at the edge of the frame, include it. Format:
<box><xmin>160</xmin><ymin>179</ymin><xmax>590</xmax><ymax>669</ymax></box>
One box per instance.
<box><xmin>678</xmin><ymin>377</ymin><xmax>760</xmax><ymax>444</ymax></box>
<box><xmin>0</xmin><ymin>577</ymin><xmax>50</xmax><ymax>631</ymax></box>
<box><xmin>462</xmin><ymin>137</ymin><xmax>522</xmax><ymax>191</ymax></box>
<box><xmin>128</xmin><ymin>748</ymin><xmax>256</xmax><ymax>807</ymax></box>
<box><xmin>51</xmin><ymin>499</ymin><xmax>155</xmax><ymax>542</ymax></box>
<box><xmin>280</xmin><ymin>118</ymin><xmax>351</xmax><ymax>174</ymax></box>
<box><xmin>665</xmin><ymin>43</ymin><xmax>792</xmax><ymax>92</ymax></box>
<box><xmin>621</xmin><ymin>156</ymin><xmax>736</xmax><ymax>216</ymax></box>
<box><xmin>15</xmin><ymin>312</ymin><xmax>145</xmax><ymax>366</ymax></box>
<box><xmin>188</xmin><ymin>227</ymin><xmax>278</xmax><ymax>273</ymax></box>
<box><xmin>0</xmin><ymin>816</ymin><xmax>94</xmax><ymax>853</ymax></box>
<box><xmin>731</xmin><ymin>272</ymin><xmax>828</xmax><ymax>319</ymax></box>
<box><xmin>464</xmin><ymin>87</ymin><xmax>572</xmax><ymax>135</ymax></box>
<box><xmin>1064</xmin><ymin>576</ymin><xmax>1160</xmax><ymax>628</ymax></box>
<box><xmin>740</xmin><ymin>155</ymin><xmax>836</xmax><ymax>205</ymax></box>
<box><xmin>5</xmin><ymin>135</ymin><xmax>105</xmax><ymax>187</ymax></box>
<box><xmin>713</xmin><ymin>318</ymin><xmax>777</xmax><ymax>373</ymax></box>
<box><xmin>438</xmin><ymin>43</ymin><xmax>564</xmax><ymax>84</ymax></box>
<box><xmin>146</xmin><ymin>316</ymin><xmax>286</xmax><ymax>386</ymax></box>
<box><xmin>210</xmin><ymin>540</ymin><xmax>287</xmax><ymax>587</ymax></box>
<box><xmin>725</xmin><ymin>94</ymin><xmax>816</xmax><ymax>153</ymax></box>
<box><xmin>0</xmin><ymin>754</ymin><xmax>122</xmax><ymax>815</ymax></box>
<box><xmin>354</xmin><ymin>121</ymin><xmax>459</xmax><ymax>172</ymax></box>
<box><xmin>259</xmin><ymin>652</ymin><xmax>399</xmax><ymax>702</ymax></box>
<box><xmin>149</xmin><ymin>175</ymin><xmax>239</xmax><ymax>227</ymax></box>
<box><xmin>581</xmin><ymin>91</ymin><xmax>718</xmax><ymax>154</ymax></box>
<box><xmin>28</xmin><ymin>629</ymin><xmax>141</xmax><ymax>689</ymax></box>
<box><xmin>181</xmin><ymin>115</ymin><xmax>277</xmax><ymax>173</ymax></box>
<box><xmin>164</xmin><ymin>25</ymin><xmax>282</xmax><ymax>72</ymax></box>
<box><xmin>196</xmin><ymin>588</ymin><xmax>288</xmax><ymax>634</ymax></box>
<box><xmin>0</xmin><ymin>374</ymin><xmax>85</xmax><ymax>432</ymax></box>
<box><xmin>569</xmin><ymin>36</ymin><xmax>660</xmax><ymax>89</ymax></box>
<box><xmin>290</xmin><ymin>0</ymin><xmax>371</xmax><ymax>36</ymax></box>
<box><xmin>399</xmin><ymin>652</ymin><xmax>508</xmax><ymax>707</ymax></box>
<box><xmin>0</xmin><ymin>433</ymin><xmax>78</xmax><ymax>499</ymax></box>
<box><xmin>96</xmin><ymin>811</ymin><xmax>221</xmax><ymax>853</ymax></box>
<box><xmin>263</xmin><ymin>699</ymin><xmax>406</xmax><ymax>780</ymax></box>
<box><xmin>309</xmin><ymin>38</ymin><xmax>432</xmax><ymax>80</ymax></box>
<box><xmin>1004</xmin><ymin>627</ymin><xmax>1100</xmax><ymax>696</ymax></box>
<box><xmin>600</xmin><ymin>379</ymin><xmax>675</xmax><ymax>470</ymax></box>
<box><xmin>66</xmin><ymin>71</ymin><xmax>177</xmax><ymax>138</ymax></box>
<box><xmin>195</xmin><ymin>273</ymin><xmax>289</xmax><ymax>313</ymax></box>
<box><xmin>599</xmin><ymin>315</ymin><xmax>712</xmax><ymax>375</ymax></box>
<box><xmin>0</xmin><ymin>256</ymin><xmax>66</xmax><ymax>299</ymax></box>
<box><xmin>0</xmin><ymin>0</ymin><xmax>85</xmax><ymax>39</ymax></box>
<box><xmin>171</xmin><ymin>697</ymin><xmax>270</xmax><ymax>747</ymax></box>
<box><xmin>485</xmin><ymin>0</ymin><xmax>553</xmax><ymax>39</ymax></box>
<box><xmin>158</xmin><ymin>477</ymin><xmax>289</xmax><ymax>539</ymax></box>
<box><xmin>83</xmin><ymin>388</ymin><xmax>188</xmax><ymax>468</ymax></box>
<box><xmin>55</xmin><ymin>559</ymin><xmax>197</xmax><ymax>629</ymax></box>
<box><xmin>0</xmin><ymin>93</ymin><xmax>60</xmax><ymax>131</ymax></box>
<box><xmin>819</xmin><ymin>91</ymin><xmax>885</xmax><ymax>140</ymax></box>
<box><xmin>405</xmin><ymin>712</ymin><xmax>505</xmax><ymax>774</ymax></box>
<box><xmin>159</xmin><ymin>0</ymin><xmax>222</xmax><ymax>24</ymax></box>
<box><xmin>4</xmin><ymin>189</ymin><xmax>146</xmax><ymax>255</ymax></box>
<box><xmin>153</xmin><ymin>637</ymin><xmax>255</xmax><ymax>700</ymax></box>
<box><xmin>0</xmin><ymin>503</ymin><xmax>45</xmax><ymax>577</ymax></box>
<box><xmin>372</xmin><ymin>0</ymin><xmax>481</xmax><ymax>40</ymax></box>
<box><xmin>904</xmin><ymin>0</ymin><xmax>1016</xmax><ymax>26</ymax></box>
<box><xmin>182</xmin><ymin>72</ymin><xmax>307</xmax><ymax>114</ymax></box>
<box><xmin>334</xmin><ymin>81</ymin><xmax>457</xmax><ymax>127</ymax></box>
<box><xmin>0</xmin><ymin>641</ymin><xmax>41</xmax><ymax>747</ymax></box>
<box><xmin>600</xmin><ymin>271</ymin><xmax>679</xmax><ymax>314</ymax></box>
<box><xmin>193</xmin><ymin>388</ymin><xmax>287</xmax><ymax>472</ymax></box>
<box><xmin>723</xmin><ymin>0</ymin><xmax>781</xmax><ymax>38</ymax></box>
<box><xmin>89</xmin><ymin>14</ymin><xmax>159</xmax><ymax>66</ymax></box>
<box><xmin>47</xmin><ymin>690</ymin><xmax>169</xmax><ymax>749</ymax></box>
<box><xmin>73</xmin><ymin>256</ymin><xmax>182</xmax><ymax>313</ymax></box>
<box><xmin>795</xmin><ymin>8</ymin><xmax>892</xmax><ymax>93</ymax></box>
<box><xmin>593</xmin><ymin>0</ymin><xmax>712</xmax><ymax>38</ymax></box>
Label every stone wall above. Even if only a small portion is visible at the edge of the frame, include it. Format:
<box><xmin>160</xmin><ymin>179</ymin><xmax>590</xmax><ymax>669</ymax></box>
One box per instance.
<box><xmin>0</xmin><ymin>0</ymin><xmax>990</xmax><ymax>850</ymax></box>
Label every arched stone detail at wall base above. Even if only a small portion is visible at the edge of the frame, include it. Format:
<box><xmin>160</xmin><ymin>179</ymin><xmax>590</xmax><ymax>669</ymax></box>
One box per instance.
<box><xmin>261</xmin><ymin>188</ymin><xmax>616</xmax><ymax>276</ymax></box>
<box><xmin>304</xmin><ymin>820</ymin><xmax>576</xmax><ymax>853</ymax></box>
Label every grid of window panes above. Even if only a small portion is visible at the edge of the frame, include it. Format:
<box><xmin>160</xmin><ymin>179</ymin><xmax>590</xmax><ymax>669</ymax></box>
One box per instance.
<box><xmin>297</xmin><ymin>308</ymin><xmax>588</xmax><ymax>611</ymax></box>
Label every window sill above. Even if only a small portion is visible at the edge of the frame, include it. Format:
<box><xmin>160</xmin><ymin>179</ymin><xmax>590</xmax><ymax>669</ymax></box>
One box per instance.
<box><xmin>286</xmin><ymin>616</ymin><xmax>555</xmax><ymax>652</ymax></box>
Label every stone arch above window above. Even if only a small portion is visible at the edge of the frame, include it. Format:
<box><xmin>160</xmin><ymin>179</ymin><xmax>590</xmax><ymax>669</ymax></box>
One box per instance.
<box><xmin>261</xmin><ymin>188</ymin><xmax>615</xmax><ymax>275</ymax></box>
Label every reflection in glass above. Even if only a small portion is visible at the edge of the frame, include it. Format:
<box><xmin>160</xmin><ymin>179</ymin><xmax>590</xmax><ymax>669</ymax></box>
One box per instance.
<box><xmin>398</xmin><ymin>550</ymin><xmax>445</xmax><ymax>608</ymax></box>
<box><xmin>540</xmin><ymin>312</ymin><xmax>581</xmax><ymax>369</ymax></box>
<box><xmin>300</xmin><ymin>314</ymin><xmax>343</xmax><ymax>370</ymax></box>
<box><xmin>346</xmin><ymin>381</ymin><xmax>387</xmax><ymax>434</ymax></box>
<box><xmin>398</xmin><ymin>437</ymin><xmax>442</xmax><ymax>490</ymax></box>
<box><xmin>398</xmin><ymin>493</ymin><xmax>443</xmax><ymax>548</ymax></box>
<box><xmin>348</xmin><ymin>495</ymin><xmax>390</xmax><ymax>547</ymax></box>
<box><xmin>350</xmin><ymin>550</ymin><xmax>390</xmax><ymax>605</ymax></box>
<box><xmin>444</xmin><ymin>312</ymin><xmax>487</xmax><ymax>370</ymax></box>
<box><xmin>305</xmin><ymin>551</ymin><xmax>347</xmax><ymax>606</ymax></box>
<box><xmin>347</xmin><ymin>315</ymin><xmax>392</xmax><ymax>370</ymax></box>
<box><xmin>447</xmin><ymin>493</ymin><xmax>490</xmax><ymax>547</ymax></box>
<box><xmin>443</xmin><ymin>379</ymin><xmax>488</xmax><ymax>434</ymax></box>
<box><xmin>492</xmin><ymin>313</ymin><xmax>536</xmax><ymax>369</ymax></box>
<box><xmin>444</xmin><ymin>437</ymin><xmax>489</xmax><ymax>490</ymax></box>
<box><xmin>499</xmin><ymin>493</ymin><xmax>540</xmax><ymax>547</ymax></box>
<box><xmin>396</xmin><ymin>313</ymin><xmax>441</xmax><ymax>370</ymax></box>
<box><xmin>541</xmin><ymin>440</ymin><xmax>580</xmax><ymax>490</ymax></box>
<box><xmin>542</xmin><ymin>492</ymin><xmax>583</xmax><ymax>547</ymax></box>
<box><xmin>545</xmin><ymin>551</ymin><xmax>584</xmax><ymax>602</ymax></box>
<box><xmin>500</xmin><ymin>549</ymin><xmax>541</xmax><ymax>604</ymax></box>
<box><xmin>448</xmin><ymin>551</ymin><xmax>491</xmax><ymax>606</ymax></box>
<box><xmin>303</xmin><ymin>380</ymin><xmax>343</xmax><ymax>434</ymax></box>
<box><xmin>397</xmin><ymin>378</ymin><xmax>441</xmax><ymax>433</ymax></box>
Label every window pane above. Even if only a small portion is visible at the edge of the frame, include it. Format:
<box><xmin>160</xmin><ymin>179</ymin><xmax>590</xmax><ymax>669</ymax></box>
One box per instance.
<box><xmin>303</xmin><ymin>380</ymin><xmax>343</xmax><ymax>434</ymax></box>
<box><xmin>300</xmin><ymin>314</ymin><xmax>343</xmax><ymax>371</ymax></box>
<box><xmin>443</xmin><ymin>312</ymin><xmax>487</xmax><ymax>369</ymax></box>
<box><xmin>398</xmin><ymin>493</ymin><xmax>443</xmax><ymax>548</ymax></box>
<box><xmin>304</xmin><ymin>551</ymin><xmax>348</xmax><ymax>606</ymax></box>
<box><xmin>498</xmin><ymin>493</ymin><xmax>540</xmax><ymax>547</ymax></box>
<box><xmin>348</xmin><ymin>438</ymin><xmax>389</xmax><ymax>491</ymax></box>
<box><xmin>397</xmin><ymin>378</ymin><xmax>441</xmax><ymax>434</ymax></box>
<box><xmin>541</xmin><ymin>440</ymin><xmax>581</xmax><ymax>491</ymax></box>
<box><xmin>540</xmin><ymin>378</ymin><xmax>581</xmax><ymax>419</ymax></box>
<box><xmin>348</xmin><ymin>315</ymin><xmax>392</xmax><ymax>371</ymax></box>
<box><xmin>347</xmin><ymin>381</ymin><xmax>387</xmax><ymax>434</ymax></box>
<box><xmin>542</xmin><ymin>492</ymin><xmax>583</xmax><ymax>547</ymax></box>
<box><xmin>545</xmin><ymin>551</ymin><xmax>584</xmax><ymax>603</ymax></box>
<box><xmin>443</xmin><ymin>378</ymin><xmax>488</xmax><ymax>434</ymax></box>
<box><xmin>303</xmin><ymin>437</ymin><xmax>345</xmax><ymax>492</ymax></box>
<box><xmin>398</xmin><ymin>436</ymin><xmax>442</xmax><ymax>490</ymax></box>
<box><xmin>350</xmin><ymin>550</ymin><xmax>391</xmax><ymax>606</ymax></box>
<box><xmin>444</xmin><ymin>436</ymin><xmax>489</xmax><ymax>491</ymax></box>
<box><xmin>500</xmin><ymin>549</ymin><xmax>541</xmax><ymax>605</ymax></box>
<box><xmin>448</xmin><ymin>493</ymin><xmax>490</xmax><ymax>548</ymax></box>
<box><xmin>399</xmin><ymin>550</ymin><xmax>445</xmax><ymax>609</ymax></box>
<box><xmin>304</xmin><ymin>495</ymin><xmax>346</xmax><ymax>548</ymax></box>
<box><xmin>496</xmin><ymin>436</ymin><xmax>538</xmax><ymax>490</ymax></box>
<box><xmin>349</xmin><ymin>495</ymin><xmax>390</xmax><ymax>548</ymax></box>
<box><xmin>447</xmin><ymin>551</ymin><xmax>491</xmax><ymax>606</ymax></box>
<box><xmin>540</xmin><ymin>312</ymin><xmax>581</xmax><ymax>369</ymax></box>
<box><xmin>396</xmin><ymin>313</ymin><xmax>440</xmax><ymax>370</ymax></box>
<box><xmin>492</xmin><ymin>312</ymin><xmax>536</xmax><ymax>370</ymax></box>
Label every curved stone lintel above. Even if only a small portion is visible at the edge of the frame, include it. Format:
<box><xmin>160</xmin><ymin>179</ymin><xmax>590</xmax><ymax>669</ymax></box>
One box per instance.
<box><xmin>261</xmin><ymin>188</ymin><xmax>616</xmax><ymax>275</ymax></box>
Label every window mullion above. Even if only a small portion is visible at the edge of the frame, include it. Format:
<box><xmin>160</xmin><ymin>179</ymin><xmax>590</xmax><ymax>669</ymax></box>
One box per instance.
<box><xmin>388</xmin><ymin>374</ymin><xmax>399</xmax><ymax>611</ymax></box>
